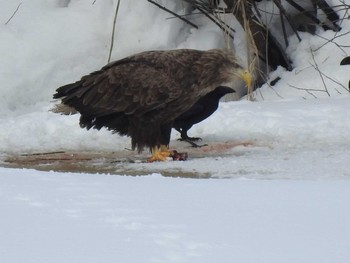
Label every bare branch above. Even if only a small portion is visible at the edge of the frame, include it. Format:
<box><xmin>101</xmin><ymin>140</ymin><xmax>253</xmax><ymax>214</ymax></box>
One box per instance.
<box><xmin>288</xmin><ymin>84</ymin><xmax>321</xmax><ymax>98</ymax></box>
<box><xmin>148</xmin><ymin>0</ymin><xmax>198</xmax><ymax>29</ymax></box>
<box><xmin>196</xmin><ymin>5</ymin><xmax>234</xmax><ymax>39</ymax></box>
<box><xmin>313</xmin><ymin>30</ymin><xmax>350</xmax><ymax>54</ymax></box>
<box><xmin>108</xmin><ymin>0</ymin><xmax>121</xmax><ymax>63</ymax></box>
<box><xmin>5</xmin><ymin>2</ymin><xmax>22</xmax><ymax>25</ymax></box>
<box><xmin>309</xmin><ymin>48</ymin><xmax>330</xmax><ymax>96</ymax></box>
<box><xmin>182</xmin><ymin>0</ymin><xmax>236</xmax><ymax>38</ymax></box>
<box><xmin>287</xmin><ymin>47</ymin><xmax>348</xmax><ymax>98</ymax></box>
<box><xmin>272</xmin><ymin>0</ymin><xmax>301</xmax><ymax>41</ymax></box>
<box><xmin>319</xmin><ymin>69</ymin><xmax>349</xmax><ymax>92</ymax></box>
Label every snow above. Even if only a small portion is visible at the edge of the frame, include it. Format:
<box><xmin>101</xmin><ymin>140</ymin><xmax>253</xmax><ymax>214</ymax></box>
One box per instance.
<box><xmin>1</xmin><ymin>167</ymin><xmax>350</xmax><ymax>263</ymax></box>
<box><xmin>1</xmin><ymin>0</ymin><xmax>350</xmax><ymax>262</ymax></box>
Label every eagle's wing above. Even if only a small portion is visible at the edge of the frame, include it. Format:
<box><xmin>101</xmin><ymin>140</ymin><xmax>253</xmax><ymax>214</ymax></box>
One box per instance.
<box><xmin>59</xmin><ymin>58</ymin><xmax>185</xmax><ymax>118</ymax></box>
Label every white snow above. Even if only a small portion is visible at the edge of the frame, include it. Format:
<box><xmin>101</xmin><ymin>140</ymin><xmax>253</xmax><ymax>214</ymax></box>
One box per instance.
<box><xmin>1</xmin><ymin>0</ymin><xmax>350</xmax><ymax>262</ymax></box>
<box><xmin>1</xmin><ymin>168</ymin><xmax>350</xmax><ymax>263</ymax></box>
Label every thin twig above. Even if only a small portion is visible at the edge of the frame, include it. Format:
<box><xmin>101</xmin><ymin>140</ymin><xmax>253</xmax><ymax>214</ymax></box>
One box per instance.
<box><xmin>288</xmin><ymin>84</ymin><xmax>321</xmax><ymax>98</ymax></box>
<box><xmin>319</xmin><ymin>69</ymin><xmax>349</xmax><ymax>92</ymax></box>
<box><xmin>287</xmin><ymin>48</ymin><xmax>347</xmax><ymax>98</ymax></box>
<box><xmin>183</xmin><ymin>0</ymin><xmax>236</xmax><ymax>36</ymax></box>
<box><xmin>108</xmin><ymin>0</ymin><xmax>121</xmax><ymax>63</ymax></box>
<box><xmin>272</xmin><ymin>0</ymin><xmax>301</xmax><ymax>41</ymax></box>
<box><xmin>279</xmin><ymin>9</ymin><xmax>288</xmax><ymax>47</ymax></box>
<box><xmin>309</xmin><ymin>48</ymin><xmax>330</xmax><ymax>96</ymax></box>
<box><xmin>148</xmin><ymin>0</ymin><xmax>198</xmax><ymax>29</ymax></box>
<box><xmin>5</xmin><ymin>2</ymin><xmax>22</xmax><ymax>25</ymax></box>
<box><xmin>313</xmin><ymin>30</ymin><xmax>350</xmax><ymax>54</ymax></box>
<box><xmin>197</xmin><ymin>6</ymin><xmax>234</xmax><ymax>39</ymax></box>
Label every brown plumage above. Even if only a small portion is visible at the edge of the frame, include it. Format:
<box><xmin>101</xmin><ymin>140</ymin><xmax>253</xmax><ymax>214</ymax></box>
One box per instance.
<box><xmin>52</xmin><ymin>49</ymin><xmax>251</xmax><ymax>161</ymax></box>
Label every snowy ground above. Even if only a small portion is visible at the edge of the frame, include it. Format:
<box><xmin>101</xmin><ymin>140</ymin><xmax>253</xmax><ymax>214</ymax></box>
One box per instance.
<box><xmin>1</xmin><ymin>0</ymin><xmax>350</xmax><ymax>262</ymax></box>
<box><xmin>1</xmin><ymin>168</ymin><xmax>350</xmax><ymax>263</ymax></box>
<box><xmin>2</xmin><ymin>97</ymin><xmax>350</xmax><ymax>179</ymax></box>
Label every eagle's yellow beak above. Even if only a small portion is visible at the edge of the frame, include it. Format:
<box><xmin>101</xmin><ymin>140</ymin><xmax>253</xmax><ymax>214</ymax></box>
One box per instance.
<box><xmin>239</xmin><ymin>70</ymin><xmax>252</xmax><ymax>88</ymax></box>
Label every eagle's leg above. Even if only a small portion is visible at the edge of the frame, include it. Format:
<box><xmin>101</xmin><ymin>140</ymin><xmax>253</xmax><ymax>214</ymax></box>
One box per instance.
<box><xmin>147</xmin><ymin>145</ymin><xmax>171</xmax><ymax>162</ymax></box>
<box><xmin>160</xmin><ymin>145</ymin><xmax>169</xmax><ymax>153</ymax></box>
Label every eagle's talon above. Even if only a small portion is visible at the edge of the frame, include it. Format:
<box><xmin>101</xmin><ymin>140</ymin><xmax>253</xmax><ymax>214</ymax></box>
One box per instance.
<box><xmin>147</xmin><ymin>146</ymin><xmax>171</xmax><ymax>162</ymax></box>
<box><xmin>147</xmin><ymin>152</ymin><xmax>170</xmax><ymax>162</ymax></box>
